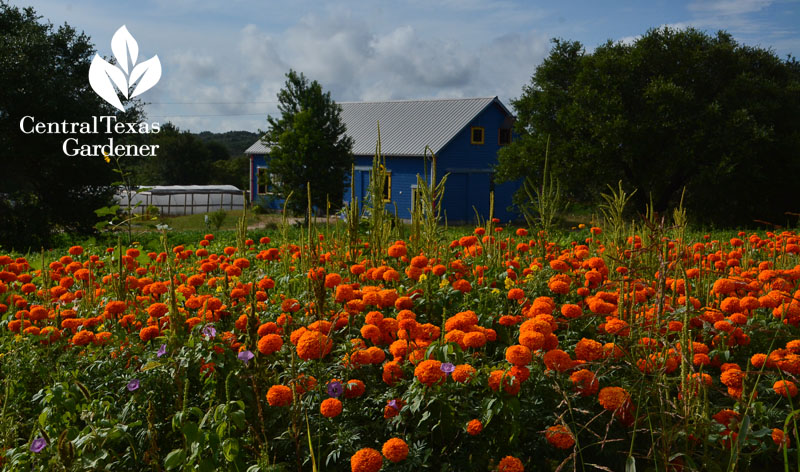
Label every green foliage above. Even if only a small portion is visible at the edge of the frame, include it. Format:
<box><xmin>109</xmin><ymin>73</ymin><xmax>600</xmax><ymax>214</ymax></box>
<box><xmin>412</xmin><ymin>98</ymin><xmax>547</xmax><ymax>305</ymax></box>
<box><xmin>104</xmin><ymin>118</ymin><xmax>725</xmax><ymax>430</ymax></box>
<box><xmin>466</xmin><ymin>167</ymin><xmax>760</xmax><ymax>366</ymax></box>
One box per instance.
<box><xmin>0</xmin><ymin>3</ymin><xmax>144</xmax><ymax>251</ymax></box>
<box><xmin>195</xmin><ymin>130</ymin><xmax>259</xmax><ymax>156</ymax></box>
<box><xmin>131</xmin><ymin>123</ymin><xmax>221</xmax><ymax>186</ymax></box>
<box><xmin>497</xmin><ymin>27</ymin><xmax>800</xmax><ymax>227</ymax></box>
<box><xmin>207</xmin><ymin>210</ymin><xmax>227</xmax><ymax>231</ymax></box>
<box><xmin>262</xmin><ymin>70</ymin><xmax>354</xmax><ymax>215</ymax></box>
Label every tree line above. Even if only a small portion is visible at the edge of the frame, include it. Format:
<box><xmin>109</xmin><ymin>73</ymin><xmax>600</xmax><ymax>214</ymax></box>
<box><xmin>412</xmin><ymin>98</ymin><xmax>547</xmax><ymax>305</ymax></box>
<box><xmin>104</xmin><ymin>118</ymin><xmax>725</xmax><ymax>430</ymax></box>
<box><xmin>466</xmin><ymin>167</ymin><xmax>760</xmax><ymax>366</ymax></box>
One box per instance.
<box><xmin>495</xmin><ymin>27</ymin><xmax>800</xmax><ymax>227</ymax></box>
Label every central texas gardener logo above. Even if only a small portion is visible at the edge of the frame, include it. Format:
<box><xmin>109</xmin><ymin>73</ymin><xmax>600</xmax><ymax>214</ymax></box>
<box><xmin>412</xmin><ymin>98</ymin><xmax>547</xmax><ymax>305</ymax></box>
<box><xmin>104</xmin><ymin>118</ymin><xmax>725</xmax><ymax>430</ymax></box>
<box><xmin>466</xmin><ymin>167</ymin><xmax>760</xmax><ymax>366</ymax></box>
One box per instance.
<box><xmin>89</xmin><ymin>25</ymin><xmax>161</xmax><ymax>111</ymax></box>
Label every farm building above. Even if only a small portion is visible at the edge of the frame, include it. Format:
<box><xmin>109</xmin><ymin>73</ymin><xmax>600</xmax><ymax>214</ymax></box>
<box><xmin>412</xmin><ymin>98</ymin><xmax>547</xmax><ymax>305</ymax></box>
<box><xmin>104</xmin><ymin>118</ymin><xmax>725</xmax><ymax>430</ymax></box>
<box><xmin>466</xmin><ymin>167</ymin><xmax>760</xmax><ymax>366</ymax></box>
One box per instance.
<box><xmin>115</xmin><ymin>185</ymin><xmax>245</xmax><ymax>216</ymax></box>
<box><xmin>245</xmin><ymin>96</ymin><xmax>520</xmax><ymax>223</ymax></box>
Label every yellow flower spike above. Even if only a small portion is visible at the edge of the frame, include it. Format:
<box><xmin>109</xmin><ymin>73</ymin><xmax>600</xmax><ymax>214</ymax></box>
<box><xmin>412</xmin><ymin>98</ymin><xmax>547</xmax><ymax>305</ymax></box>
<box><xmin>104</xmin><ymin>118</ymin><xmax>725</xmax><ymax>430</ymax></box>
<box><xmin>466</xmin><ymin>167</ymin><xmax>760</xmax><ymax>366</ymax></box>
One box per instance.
<box><xmin>504</xmin><ymin>278</ymin><xmax>514</xmax><ymax>289</ymax></box>
<box><xmin>439</xmin><ymin>280</ymin><xmax>449</xmax><ymax>289</ymax></box>
<box><xmin>418</xmin><ymin>274</ymin><xmax>427</xmax><ymax>282</ymax></box>
<box><xmin>103</xmin><ymin>151</ymin><xmax>111</xmax><ymax>164</ymax></box>
<box><xmin>491</xmin><ymin>288</ymin><xmax>500</xmax><ymax>295</ymax></box>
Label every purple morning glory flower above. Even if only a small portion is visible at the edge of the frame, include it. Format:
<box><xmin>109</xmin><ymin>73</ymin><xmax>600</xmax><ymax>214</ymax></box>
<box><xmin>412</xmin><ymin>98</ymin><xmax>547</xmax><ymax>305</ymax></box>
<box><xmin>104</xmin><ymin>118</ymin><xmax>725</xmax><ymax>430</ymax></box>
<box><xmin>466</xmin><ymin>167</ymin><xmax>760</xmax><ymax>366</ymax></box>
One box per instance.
<box><xmin>202</xmin><ymin>324</ymin><xmax>216</xmax><ymax>340</ymax></box>
<box><xmin>238</xmin><ymin>350</ymin><xmax>254</xmax><ymax>366</ymax></box>
<box><xmin>157</xmin><ymin>344</ymin><xmax>166</xmax><ymax>357</ymax></box>
<box><xmin>387</xmin><ymin>399</ymin><xmax>399</xmax><ymax>410</ymax></box>
<box><xmin>30</xmin><ymin>437</ymin><xmax>47</xmax><ymax>453</ymax></box>
<box><xmin>327</xmin><ymin>381</ymin><xmax>343</xmax><ymax>398</ymax></box>
<box><xmin>127</xmin><ymin>379</ymin><xmax>140</xmax><ymax>392</ymax></box>
<box><xmin>440</xmin><ymin>362</ymin><xmax>455</xmax><ymax>375</ymax></box>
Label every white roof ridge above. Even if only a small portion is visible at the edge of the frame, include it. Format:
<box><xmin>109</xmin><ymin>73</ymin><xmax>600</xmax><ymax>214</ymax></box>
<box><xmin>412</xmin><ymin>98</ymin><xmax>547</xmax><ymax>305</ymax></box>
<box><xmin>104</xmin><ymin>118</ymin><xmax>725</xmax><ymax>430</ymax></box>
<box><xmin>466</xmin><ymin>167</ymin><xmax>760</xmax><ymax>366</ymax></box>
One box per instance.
<box><xmin>338</xmin><ymin>96</ymin><xmax>497</xmax><ymax>105</ymax></box>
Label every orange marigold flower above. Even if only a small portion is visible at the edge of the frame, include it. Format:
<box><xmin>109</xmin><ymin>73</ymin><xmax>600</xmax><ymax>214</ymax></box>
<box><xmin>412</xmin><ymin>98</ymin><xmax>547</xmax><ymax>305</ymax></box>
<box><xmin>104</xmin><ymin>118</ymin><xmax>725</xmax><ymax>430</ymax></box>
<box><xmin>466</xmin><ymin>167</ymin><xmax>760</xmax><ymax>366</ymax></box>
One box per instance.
<box><xmin>712</xmin><ymin>409</ymin><xmax>740</xmax><ymax>428</ymax></box>
<box><xmin>519</xmin><ymin>330</ymin><xmax>545</xmax><ymax>351</ymax></box>
<box><xmin>508</xmin><ymin>288</ymin><xmax>525</xmax><ymax>300</ymax></box>
<box><xmin>296</xmin><ymin>331</ymin><xmax>333</xmax><ymax>360</ymax></box>
<box><xmin>71</xmin><ymin>328</ymin><xmax>94</xmax><ymax>346</ymax></box>
<box><xmin>467</xmin><ymin>419</ymin><xmax>483</xmax><ymax>436</ymax></box>
<box><xmin>463</xmin><ymin>331</ymin><xmax>487</xmax><ymax>349</ymax></box>
<box><xmin>452</xmin><ymin>364</ymin><xmax>477</xmax><ymax>383</ymax></box>
<box><xmin>452</xmin><ymin>279</ymin><xmax>472</xmax><ymax>293</ymax></box>
<box><xmin>720</xmin><ymin>369</ymin><xmax>745</xmax><ymax>389</ymax></box>
<box><xmin>414</xmin><ymin>359</ymin><xmax>445</xmax><ymax>387</ymax></box>
<box><xmin>604</xmin><ymin>318</ymin><xmax>629</xmax><ymax>336</ymax></box>
<box><xmin>545</xmin><ymin>425</ymin><xmax>575</xmax><ymax>449</ymax></box>
<box><xmin>574</xmin><ymin>338</ymin><xmax>604</xmax><ymax>362</ymax></box>
<box><xmin>489</xmin><ymin>369</ymin><xmax>521</xmax><ymax>395</ymax></box>
<box><xmin>381</xmin><ymin>438</ymin><xmax>409</xmax><ymax>463</ymax></box>
<box><xmin>139</xmin><ymin>325</ymin><xmax>159</xmax><ymax>342</ymax></box>
<box><xmin>147</xmin><ymin>303</ymin><xmax>169</xmax><ymax>318</ymax></box>
<box><xmin>569</xmin><ymin>369</ymin><xmax>599</xmax><ymax>396</ymax></box>
<box><xmin>258</xmin><ymin>334</ymin><xmax>283</xmax><ymax>355</ymax></box>
<box><xmin>350</xmin><ymin>447</ymin><xmax>382</xmax><ymax>472</ymax></box>
<box><xmin>497</xmin><ymin>455</ymin><xmax>524</xmax><ymax>472</ymax></box>
<box><xmin>267</xmin><ymin>385</ymin><xmax>292</xmax><ymax>406</ymax></box>
<box><xmin>750</xmin><ymin>352</ymin><xmax>767</xmax><ymax>369</ymax></box>
<box><xmin>505</xmin><ymin>344</ymin><xmax>532</xmax><ymax>366</ymax></box>
<box><xmin>344</xmin><ymin>379</ymin><xmax>366</xmax><ymax>398</ymax></box>
<box><xmin>774</xmin><ymin>380</ymin><xmax>798</xmax><ymax>398</ymax></box>
<box><xmin>382</xmin><ymin>361</ymin><xmax>404</xmax><ymax>386</ymax></box>
<box><xmin>105</xmin><ymin>300</ymin><xmax>127</xmax><ymax>315</ymax></box>
<box><xmin>598</xmin><ymin>386</ymin><xmax>630</xmax><ymax>411</ymax></box>
<box><xmin>320</xmin><ymin>398</ymin><xmax>343</xmax><ymax>418</ymax></box>
<box><xmin>543</xmin><ymin>349</ymin><xmax>574</xmax><ymax>372</ymax></box>
<box><xmin>772</xmin><ymin>428</ymin><xmax>789</xmax><ymax>448</ymax></box>
<box><xmin>560</xmin><ymin>304</ymin><xmax>582</xmax><ymax>318</ymax></box>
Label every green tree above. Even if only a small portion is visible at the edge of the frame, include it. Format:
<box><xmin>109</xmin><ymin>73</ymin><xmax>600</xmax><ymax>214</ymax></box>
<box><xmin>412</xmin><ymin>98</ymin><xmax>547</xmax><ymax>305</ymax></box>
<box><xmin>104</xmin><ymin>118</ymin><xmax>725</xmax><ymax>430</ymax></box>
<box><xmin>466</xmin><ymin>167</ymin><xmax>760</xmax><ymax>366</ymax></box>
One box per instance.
<box><xmin>0</xmin><ymin>3</ymin><xmax>144</xmax><ymax>250</ymax></box>
<box><xmin>497</xmin><ymin>28</ymin><xmax>800</xmax><ymax>226</ymax></box>
<box><xmin>263</xmin><ymin>70</ymin><xmax>354</xmax><ymax>215</ymax></box>
<box><xmin>133</xmin><ymin>123</ymin><xmax>219</xmax><ymax>185</ymax></box>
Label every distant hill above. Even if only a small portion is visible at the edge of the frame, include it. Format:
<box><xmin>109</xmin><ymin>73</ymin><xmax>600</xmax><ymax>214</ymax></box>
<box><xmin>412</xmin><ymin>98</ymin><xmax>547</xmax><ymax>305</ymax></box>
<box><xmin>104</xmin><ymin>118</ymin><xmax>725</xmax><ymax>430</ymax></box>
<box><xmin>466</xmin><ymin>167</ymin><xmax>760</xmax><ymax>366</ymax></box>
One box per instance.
<box><xmin>195</xmin><ymin>130</ymin><xmax>259</xmax><ymax>156</ymax></box>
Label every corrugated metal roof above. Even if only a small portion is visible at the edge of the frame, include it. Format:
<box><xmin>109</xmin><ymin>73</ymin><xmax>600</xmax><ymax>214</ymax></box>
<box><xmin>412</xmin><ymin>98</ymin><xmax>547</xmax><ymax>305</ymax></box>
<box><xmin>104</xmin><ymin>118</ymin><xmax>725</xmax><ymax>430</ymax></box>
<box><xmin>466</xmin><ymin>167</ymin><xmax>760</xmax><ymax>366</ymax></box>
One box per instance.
<box><xmin>125</xmin><ymin>185</ymin><xmax>243</xmax><ymax>194</ymax></box>
<box><xmin>245</xmin><ymin>97</ymin><xmax>510</xmax><ymax>157</ymax></box>
<box><xmin>244</xmin><ymin>140</ymin><xmax>271</xmax><ymax>154</ymax></box>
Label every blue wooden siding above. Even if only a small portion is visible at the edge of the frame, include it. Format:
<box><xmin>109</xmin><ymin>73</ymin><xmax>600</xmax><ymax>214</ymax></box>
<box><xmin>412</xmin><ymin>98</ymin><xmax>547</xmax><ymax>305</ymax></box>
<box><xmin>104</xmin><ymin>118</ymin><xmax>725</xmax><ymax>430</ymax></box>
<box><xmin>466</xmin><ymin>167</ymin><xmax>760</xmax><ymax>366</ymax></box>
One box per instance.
<box><xmin>436</xmin><ymin>102</ymin><xmax>521</xmax><ymax>222</ymax></box>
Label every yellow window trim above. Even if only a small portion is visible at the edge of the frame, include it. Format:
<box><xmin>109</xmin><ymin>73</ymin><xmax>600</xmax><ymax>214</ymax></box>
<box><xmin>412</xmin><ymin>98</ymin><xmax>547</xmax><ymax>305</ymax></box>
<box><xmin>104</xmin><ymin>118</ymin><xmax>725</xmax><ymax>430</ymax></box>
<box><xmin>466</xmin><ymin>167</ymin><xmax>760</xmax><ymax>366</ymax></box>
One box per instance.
<box><xmin>382</xmin><ymin>172</ymin><xmax>392</xmax><ymax>203</ymax></box>
<box><xmin>256</xmin><ymin>167</ymin><xmax>269</xmax><ymax>195</ymax></box>
<box><xmin>471</xmin><ymin>127</ymin><xmax>485</xmax><ymax>145</ymax></box>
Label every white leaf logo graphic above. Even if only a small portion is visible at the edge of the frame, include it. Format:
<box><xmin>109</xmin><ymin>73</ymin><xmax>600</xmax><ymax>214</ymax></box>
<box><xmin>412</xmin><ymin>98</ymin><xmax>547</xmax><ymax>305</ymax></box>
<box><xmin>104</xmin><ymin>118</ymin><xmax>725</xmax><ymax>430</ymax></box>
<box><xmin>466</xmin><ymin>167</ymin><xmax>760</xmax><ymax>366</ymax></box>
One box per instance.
<box><xmin>89</xmin><ymin>54</ymin><xmax>128</xmax><ymax>111</ymax></box>
<box><xmin>88</xmin><ymin>25</ymin><xmax>161</xmax><ymax>111</ymax></box>
<box><xmin>129</xmin><ymin>56</ymin><xmax>161</xmax><ymax>98</ymax></box>
<box><xmin>111</xmin><ymin>25</ymin><xmax>137</xmax><ymax>74</ymax></box>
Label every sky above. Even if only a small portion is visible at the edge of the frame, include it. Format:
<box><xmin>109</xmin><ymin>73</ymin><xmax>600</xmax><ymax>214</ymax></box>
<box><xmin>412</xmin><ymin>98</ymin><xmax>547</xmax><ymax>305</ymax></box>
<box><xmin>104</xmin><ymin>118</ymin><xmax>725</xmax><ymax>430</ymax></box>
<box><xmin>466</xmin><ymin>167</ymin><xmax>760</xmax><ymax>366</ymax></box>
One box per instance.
<box><xmin>21</xmin><ymin>0</ymin><xmax>800</xmax><ymax>133</ymax></box>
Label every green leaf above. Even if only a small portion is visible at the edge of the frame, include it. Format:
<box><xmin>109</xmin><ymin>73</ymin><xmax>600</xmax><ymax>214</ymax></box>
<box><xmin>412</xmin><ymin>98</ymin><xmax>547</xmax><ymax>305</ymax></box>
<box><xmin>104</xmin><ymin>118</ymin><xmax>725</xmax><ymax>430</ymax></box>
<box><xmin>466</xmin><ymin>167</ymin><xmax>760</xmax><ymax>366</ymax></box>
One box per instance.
<box><xmin>140</xmin><ymin>361</ymin><xmax>164</xmax><ymax>371</ymax></box>
<box><xmin>222</xmin><ymin>438</ymin><xmax>239</xmax><ymax>462</ymax></box>
<box><xmin>164</xmin><ymin>449</ymin><xmax>186</xmax><ymax>469</ymax></box>
<box><xmin>94</xmin><ymin>205</ymin><xmax>120</xmax><ymax>217</ymax></box>
<box><xmin>230</xmin><ymin>409</ymin><xmax>246</xmax><ymax>430</ymax></box>
<box><xmin>182</xmin><ymin>422</ymin><xmax>201</xmax><ymax>445</ymax></box>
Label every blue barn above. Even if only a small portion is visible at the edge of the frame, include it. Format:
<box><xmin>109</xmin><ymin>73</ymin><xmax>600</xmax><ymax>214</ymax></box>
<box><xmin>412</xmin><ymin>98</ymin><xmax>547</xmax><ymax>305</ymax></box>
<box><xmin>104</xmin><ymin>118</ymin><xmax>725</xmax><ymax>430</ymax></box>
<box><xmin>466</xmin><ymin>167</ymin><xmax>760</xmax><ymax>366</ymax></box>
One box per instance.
<box><xmin>245</xmin><ymin>96</ymin><xmax>520</xmax><ymax>223</ymax></box>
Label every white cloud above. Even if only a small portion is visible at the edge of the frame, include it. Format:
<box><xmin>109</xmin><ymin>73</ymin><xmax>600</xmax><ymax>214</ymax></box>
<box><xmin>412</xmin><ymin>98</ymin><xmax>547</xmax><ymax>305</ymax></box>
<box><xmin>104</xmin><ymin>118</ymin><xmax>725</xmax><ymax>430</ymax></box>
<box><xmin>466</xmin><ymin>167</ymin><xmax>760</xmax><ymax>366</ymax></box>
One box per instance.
<box><xmin>688</xmin><ymin>0</ymin><xmax>773</xmax><ymax>15</ymax></box>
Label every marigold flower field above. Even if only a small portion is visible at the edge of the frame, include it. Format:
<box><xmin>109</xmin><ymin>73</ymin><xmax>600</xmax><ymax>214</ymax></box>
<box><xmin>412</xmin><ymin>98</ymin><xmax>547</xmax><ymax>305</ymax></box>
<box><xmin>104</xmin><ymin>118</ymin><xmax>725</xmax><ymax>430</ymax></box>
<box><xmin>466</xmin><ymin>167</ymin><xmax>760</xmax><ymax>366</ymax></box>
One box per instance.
<box><xmin>1</xmin><ymin>224</ymin><xmax>800</xmax><ymax>471</ymax></box>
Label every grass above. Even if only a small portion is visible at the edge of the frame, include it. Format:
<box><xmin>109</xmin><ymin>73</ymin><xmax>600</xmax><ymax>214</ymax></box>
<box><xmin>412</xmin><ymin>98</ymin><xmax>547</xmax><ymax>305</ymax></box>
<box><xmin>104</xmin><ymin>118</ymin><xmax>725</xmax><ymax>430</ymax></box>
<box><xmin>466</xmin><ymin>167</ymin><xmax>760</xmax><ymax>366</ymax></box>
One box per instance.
<box><xmin>154</xmin><ymin>209</ymin><xmax>281</xmax><ymax>231</ymax></box>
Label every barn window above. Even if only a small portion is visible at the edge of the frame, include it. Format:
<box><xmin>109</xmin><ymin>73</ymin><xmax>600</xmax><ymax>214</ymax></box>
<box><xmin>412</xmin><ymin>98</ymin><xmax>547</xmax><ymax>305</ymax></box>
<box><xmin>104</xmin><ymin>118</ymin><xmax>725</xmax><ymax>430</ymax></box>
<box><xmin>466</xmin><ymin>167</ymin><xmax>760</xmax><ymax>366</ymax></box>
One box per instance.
<box><xmin>498</xmin><ymin>128</ymin><xmax>511</xmax><ymax>145</ymax></box>
<box><xmin>471</xmin><ymin>127</ymin><xmax>484</xmax><ymax>145</ymax></box>
<box><xmin>382</xmin><ymin>172</ymin><xmax>392</xmax><ymax>203</ymax></box>
<box><xmin>256</xmin><ymin>168</ymin><xmax>268</xmax><ymax>195</ymax></box>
